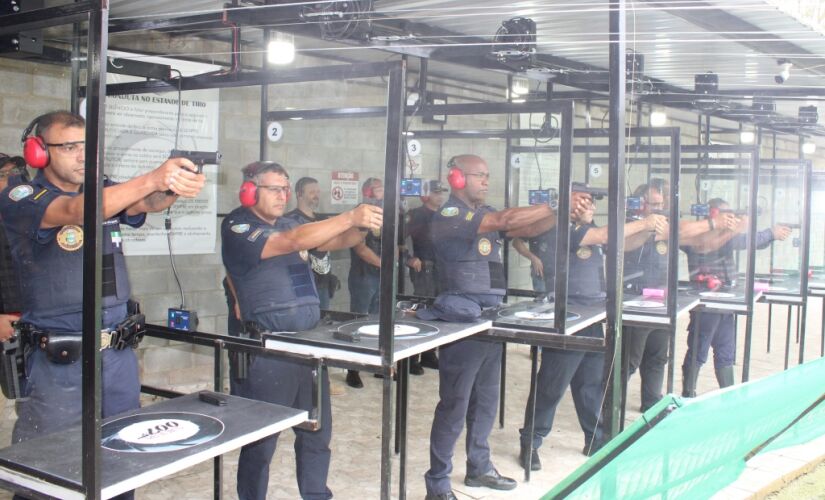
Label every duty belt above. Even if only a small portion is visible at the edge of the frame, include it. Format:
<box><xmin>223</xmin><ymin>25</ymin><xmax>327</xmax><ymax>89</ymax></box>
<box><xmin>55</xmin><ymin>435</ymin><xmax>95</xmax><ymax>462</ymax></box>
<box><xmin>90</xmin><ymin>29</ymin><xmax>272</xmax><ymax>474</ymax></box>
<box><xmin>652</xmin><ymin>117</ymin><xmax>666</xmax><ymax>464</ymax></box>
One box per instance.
<box><xmin>19</xmin><ymin>313</ymin><xmax>146</xmax><ymax>363</ymax></box>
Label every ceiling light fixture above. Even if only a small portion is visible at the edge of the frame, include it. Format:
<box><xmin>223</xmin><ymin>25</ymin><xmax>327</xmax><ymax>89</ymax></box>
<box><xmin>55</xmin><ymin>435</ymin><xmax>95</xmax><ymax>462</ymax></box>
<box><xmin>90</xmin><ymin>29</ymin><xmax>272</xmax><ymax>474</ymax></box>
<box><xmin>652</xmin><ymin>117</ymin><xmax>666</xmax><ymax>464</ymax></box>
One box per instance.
<box><xmin>740</xmin><ymin>131</ymin><xmax>755</xmax><ymax>144</ymax></box>
<box><xmin>267</xmin><ymin>32</ymin><xmax>295</xmax><ymax>65</ymax></box>
<box><xmin>650</xmin><ymin>109</ymin><xmax>667</xmax><ymax>127</ymax></box>
<box><xmin>802</xmin><ymin>141</ymin><xmax>816</xmax><ymax>155</ymax></box>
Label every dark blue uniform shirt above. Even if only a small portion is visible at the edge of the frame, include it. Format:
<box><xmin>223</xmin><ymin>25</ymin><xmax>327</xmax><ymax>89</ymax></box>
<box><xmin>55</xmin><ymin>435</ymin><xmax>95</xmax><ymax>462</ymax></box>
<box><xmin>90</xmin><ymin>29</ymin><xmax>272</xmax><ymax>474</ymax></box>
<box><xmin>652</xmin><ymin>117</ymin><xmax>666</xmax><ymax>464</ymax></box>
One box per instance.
<box><xmin>568</xmin><ymin>222</ymin><xmax>605</xmax><ymax>302</ymax></box>
<box><xmin>406</xmin><ymin>205</ymin><xmax>438</xmax><ymax>262</ymax></box>
<box><xmin>625</xmin><ymin>233</ymin><xmax>669</xmax><ymax>290</ymax></box>
<box><xmin>221</xmin><ymin>207</ymin><xmax>319</xmax><ymax>328</ymax></box>
<box><xmin>430</xmin><ymin>194</ymin><xmax>505</xmax><ymax>296</ymax></box>
<box><xmin>681</xmin><ymin>229</ymin><xmax>774</xmax><ymax>285</ymax></box>
<box><xmin>0</xmin><ymin>172</ymin><xmax>144</xmax><ymax>332</ymax></box>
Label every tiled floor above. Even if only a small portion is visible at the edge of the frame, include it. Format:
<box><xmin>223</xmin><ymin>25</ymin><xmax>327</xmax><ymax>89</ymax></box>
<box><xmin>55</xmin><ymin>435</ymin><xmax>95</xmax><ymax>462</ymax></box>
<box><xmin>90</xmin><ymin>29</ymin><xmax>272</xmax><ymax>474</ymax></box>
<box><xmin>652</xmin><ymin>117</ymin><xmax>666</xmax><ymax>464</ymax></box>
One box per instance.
<box><xmin>0</xmin><ymin>300</ymin><xmax>823</xmax><ymax>499</ymax></box>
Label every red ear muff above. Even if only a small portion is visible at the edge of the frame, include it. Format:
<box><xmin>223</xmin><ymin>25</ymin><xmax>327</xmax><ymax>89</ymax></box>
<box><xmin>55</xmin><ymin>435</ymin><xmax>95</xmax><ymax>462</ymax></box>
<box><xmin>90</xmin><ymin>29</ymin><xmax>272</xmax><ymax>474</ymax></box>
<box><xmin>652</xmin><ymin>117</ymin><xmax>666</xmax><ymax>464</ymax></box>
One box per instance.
<box><xmin>362</xmin><ymin>179</ymin><xmax>374</xmax><ymax>199</ymax></box>
<box><xmin>447</xmin><ymin>167</ymin><xmax>465</xmax><ymax>190</ymax></box>
<box><xmin>21</xmin><ymin>116</ymin><xmax>49</xmax><ymax>169</ymax></box>
<box><xmin>23</xmin><ymin>136</ymin><xmax>49</xmax><ymax>169</ymax></box>
<box><xmin>709</xmin><ymin>207</ymin><xmax>719</xmax><ymax>219</ymax></box>
<box><xmin>239</xmin><ymin>181</ymin><xmax>257</xmax><ymax>207</ymax></box>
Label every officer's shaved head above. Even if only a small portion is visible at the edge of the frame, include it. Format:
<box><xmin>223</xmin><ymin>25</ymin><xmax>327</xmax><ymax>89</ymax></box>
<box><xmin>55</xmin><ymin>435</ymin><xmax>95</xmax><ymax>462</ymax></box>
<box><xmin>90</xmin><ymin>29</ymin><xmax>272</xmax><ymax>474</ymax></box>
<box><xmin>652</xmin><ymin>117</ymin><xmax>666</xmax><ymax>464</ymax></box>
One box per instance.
<box><xmin>448</xmin><ymin>154</ymin><xmax>484</xmax><ymax>173</ymax></box>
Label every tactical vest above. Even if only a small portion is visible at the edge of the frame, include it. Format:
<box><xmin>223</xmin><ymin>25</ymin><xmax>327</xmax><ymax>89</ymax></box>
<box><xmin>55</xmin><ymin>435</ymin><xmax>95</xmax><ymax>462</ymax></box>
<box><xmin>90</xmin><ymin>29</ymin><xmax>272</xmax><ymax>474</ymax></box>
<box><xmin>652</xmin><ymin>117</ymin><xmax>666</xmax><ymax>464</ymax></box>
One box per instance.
<box><xmin>569</xmin><ymin>237</ymin><xmax>605</xmax><ymax>300</ymax></box>
<box><xmin>441</xmin><ymin>228</ymin><xmax>506</xmax><ymax>296</ymax></box>
<box><xmin>4</xmin><ymin>179</ymin><xmax>132</xmax><ymax>329</ymax></box>
<box><xmin>234</xmin><ymin>220</ymin><xmax>319</xmax><ymax>319</ymax></box>
<box><xmin>625</xmin><ymin>236</ymin><xmax>668</xmax><ymax>289</ymax></box>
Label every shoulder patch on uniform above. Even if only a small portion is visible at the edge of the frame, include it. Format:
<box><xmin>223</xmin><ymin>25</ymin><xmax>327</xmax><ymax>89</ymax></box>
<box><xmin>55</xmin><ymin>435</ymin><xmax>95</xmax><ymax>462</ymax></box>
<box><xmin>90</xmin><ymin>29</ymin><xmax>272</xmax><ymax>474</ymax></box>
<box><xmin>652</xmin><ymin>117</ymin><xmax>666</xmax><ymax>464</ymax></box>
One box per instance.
<box><xmin>465</xmin><ymin>211</ymin><xmax>474</xmax><ymax>221</ymax></box>
<box><xmin>247</xmin><ymin>228</ymin><xmax>264</xmax><ymax>242</ymax></box>
<box><xmin>441</xmin><ymin>207</ymin><xmax>459</xmax><ymax>217</ymax></box>
<box><xmin>8</xmin><ymin>185</ymin><xmax>33</xmax><ymax>202</ymax></box>
<box><xmin>231</xmin><ymin>223</ymin><xmax>250</xmax><ymax>234</ymax></box>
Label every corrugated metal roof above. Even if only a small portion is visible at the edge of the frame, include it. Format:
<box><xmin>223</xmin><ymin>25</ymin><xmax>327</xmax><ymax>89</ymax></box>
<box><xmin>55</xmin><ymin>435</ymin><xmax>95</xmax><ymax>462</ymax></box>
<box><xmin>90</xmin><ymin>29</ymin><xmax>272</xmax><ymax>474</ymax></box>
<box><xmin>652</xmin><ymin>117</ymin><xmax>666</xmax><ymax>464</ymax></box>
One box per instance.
<box><xmin>106</xmin><ymin>0</ymin><xmax>825</xmax><ymax>100</ymax></box>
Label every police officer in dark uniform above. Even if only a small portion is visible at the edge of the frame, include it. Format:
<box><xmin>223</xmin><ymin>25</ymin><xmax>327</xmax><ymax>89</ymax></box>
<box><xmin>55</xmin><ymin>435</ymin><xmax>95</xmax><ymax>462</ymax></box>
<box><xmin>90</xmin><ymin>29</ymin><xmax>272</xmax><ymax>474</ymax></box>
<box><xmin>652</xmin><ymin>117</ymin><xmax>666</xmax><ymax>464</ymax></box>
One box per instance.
<box><xmin>519</xmin><ymin>183</ymin><xmax>666</xmax><ymax>471</ymax></box>
<box><xmin>0</xmin><ymin>154</ymin><xmax>27</xmax><ymax>341</ymax></box>
<box><xmin>0</xmin><ymin>111</ymin><xmax>205</xmax><ymax>455</ymax></box>
<box><xmin>512</xmin><ymin>229</ymin><xmax>556</xmax><ymax>294</ymax></box>
<box><xmin>417</xmin><ymin>154</ymin><xmax>561</xmax><ymax>500</ymax></box>
<box><xmin>680</xmin><ymin>198</ymin><xmax>790</xmax><ymax>396</ymax></box>
<box><xmin>222</xmin><ymin>161</ymin><xmax>382</xmax><ymax>500</ymax></box>
<box><xmin>286</xmin><ymin>177</ymin><xmax>337</xmax><ymax>311</ymax></box>
<box><xmin>404</xmin><ymin>179</ymin><xmax>448</xmax><ymax>372</ymax></box>
<box><xmin>345</xmin><ymin>177</ymin><xmax>384</xmax><ymax>388</ymax></box>
<box><xmin>623</xmin><ymin>180</ymin><xmax>671</xmax><ymax>412</ymax></box>
<box><xmin>623</xmin><ymin>179</ymin><xmax>722</xmax><ymax>411</ymax></box>
<box><xmin>405</xmin><ymin>180</ymin><xmax>448</xmax><ymax>297</ymax></box>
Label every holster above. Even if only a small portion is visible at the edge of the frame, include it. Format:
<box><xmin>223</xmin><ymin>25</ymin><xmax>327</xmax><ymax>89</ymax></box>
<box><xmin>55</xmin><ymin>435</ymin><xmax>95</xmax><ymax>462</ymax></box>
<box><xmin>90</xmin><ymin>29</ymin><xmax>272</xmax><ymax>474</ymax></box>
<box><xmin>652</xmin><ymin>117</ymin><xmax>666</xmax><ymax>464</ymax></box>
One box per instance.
<box><xmin>230</xmin><ymin>321</ymin><xmax>265</xmax><ymax>381</ymax></box>
<box><xmin>0</xmin><ymin>332</ymin><xmax>30</xmax><ymax>399</ymax></box>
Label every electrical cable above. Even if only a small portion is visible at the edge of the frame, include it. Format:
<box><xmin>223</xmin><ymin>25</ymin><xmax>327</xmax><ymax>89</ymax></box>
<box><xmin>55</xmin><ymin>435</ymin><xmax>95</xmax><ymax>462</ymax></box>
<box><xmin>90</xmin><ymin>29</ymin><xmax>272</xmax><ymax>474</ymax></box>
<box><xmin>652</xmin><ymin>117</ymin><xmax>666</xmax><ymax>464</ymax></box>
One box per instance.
<box><xmin>166</xmin><ymin>68</ymin><xmax>186</xmax><ymax>310</ymax></box>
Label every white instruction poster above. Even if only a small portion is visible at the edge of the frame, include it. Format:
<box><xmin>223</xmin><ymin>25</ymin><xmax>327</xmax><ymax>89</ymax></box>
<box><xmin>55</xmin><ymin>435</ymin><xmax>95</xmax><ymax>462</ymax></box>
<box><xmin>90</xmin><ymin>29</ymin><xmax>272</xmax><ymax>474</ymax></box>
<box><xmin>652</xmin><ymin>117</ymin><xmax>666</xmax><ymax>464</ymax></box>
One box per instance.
<box><xmin>331</xmin><ymin>171</ymin><xmax>359</xmax><ymax>205</ymax></box>
<box><xmin>101</xmin><ymin>51</ymin><xmax>220</xmax><ymax>255</ymax></box>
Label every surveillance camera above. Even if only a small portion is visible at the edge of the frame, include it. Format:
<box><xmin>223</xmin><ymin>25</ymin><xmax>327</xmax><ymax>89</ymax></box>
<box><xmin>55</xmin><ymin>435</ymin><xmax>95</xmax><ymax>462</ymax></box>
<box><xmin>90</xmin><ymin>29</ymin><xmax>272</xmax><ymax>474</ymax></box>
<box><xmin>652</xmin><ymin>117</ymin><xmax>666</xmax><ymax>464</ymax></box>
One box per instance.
<box><xmin>775</xmin><ymin>60</ymin><xmax>792</xmax><ymax>84</ymax></box>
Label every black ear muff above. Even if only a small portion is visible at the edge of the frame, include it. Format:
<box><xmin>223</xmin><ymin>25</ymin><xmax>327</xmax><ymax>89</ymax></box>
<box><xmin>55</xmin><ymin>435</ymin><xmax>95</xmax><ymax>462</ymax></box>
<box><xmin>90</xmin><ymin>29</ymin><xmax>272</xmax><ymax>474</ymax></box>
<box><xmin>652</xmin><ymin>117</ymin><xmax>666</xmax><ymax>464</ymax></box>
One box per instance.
<box><xmin>21</xmin><ymin>116</ymin><xmax>49</xmax><ymax>169</ymax></box>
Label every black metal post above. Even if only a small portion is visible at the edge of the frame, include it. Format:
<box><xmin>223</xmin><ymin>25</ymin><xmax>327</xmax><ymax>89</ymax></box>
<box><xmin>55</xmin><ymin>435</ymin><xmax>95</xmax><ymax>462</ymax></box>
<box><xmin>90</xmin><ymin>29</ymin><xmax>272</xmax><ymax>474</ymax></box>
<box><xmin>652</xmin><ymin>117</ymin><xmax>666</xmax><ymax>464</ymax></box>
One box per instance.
<box><xmin>523</xmin><ymin>345</ymin><xmax>539</xmax><ymax>480</ymax></box>
<box><xmin>259</xmin><ymin>28</ymin><xmax>270</xmax><ymax>161</ymax></box>
<box><xmin>500</xmin><ymin>74</ymin><xmax>514</xmax><ymax>428</ymax></box>
<box><xmin>602</xmin><ymin>0</ymin><xmax>627</xmax><ymax>439</ymax></box>
<box><xmin>213</xmin><ymin>343</ymin><xmax>224</xmax><ymax>500</ymax></box>
<box><xmin>798</xmin><ymin>160</ymin><xmax>812</xmax><ymax>364</ymax></box>
<box><xmin>81</xmin><ymin>3</ymin><xmax>108</xmax><ymax>499</ymax></box>
<box><xmin>378</xmin><ymin>61</ymin><xmax>405</xmax><ymax>500</ymax></box>
<box><xmin>741</xmin><ymin>145</ymin><xmax>760</xmax><ymax>382</ymax></box>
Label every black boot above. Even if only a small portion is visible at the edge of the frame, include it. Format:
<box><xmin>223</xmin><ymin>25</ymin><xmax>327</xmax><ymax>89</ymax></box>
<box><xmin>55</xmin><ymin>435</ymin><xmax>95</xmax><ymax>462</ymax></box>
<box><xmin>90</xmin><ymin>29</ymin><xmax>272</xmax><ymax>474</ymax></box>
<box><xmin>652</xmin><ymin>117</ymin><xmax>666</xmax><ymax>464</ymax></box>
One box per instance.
<box><xmin>519</xmin><ymin>443</ymin><xmax>541</xmax><ymax>471</ymax></box>
<box><xmin>715</xmin><ymin>365</ymin><xmax>735</xmax><ymax>388</ymax></box>
<box><xmin>420</xmin><ymin>349</ymin><xmax>439</xmax><ymax>369</ymax></box>
<box><xmin>346</xmin><ymin>370</ymin><xmax>363</xmax><ymax>388</ymax></box>
<box><xmin>682</xmin><ymin>362</ymin><xmax>699</xmax><ymax>398</ymax></box>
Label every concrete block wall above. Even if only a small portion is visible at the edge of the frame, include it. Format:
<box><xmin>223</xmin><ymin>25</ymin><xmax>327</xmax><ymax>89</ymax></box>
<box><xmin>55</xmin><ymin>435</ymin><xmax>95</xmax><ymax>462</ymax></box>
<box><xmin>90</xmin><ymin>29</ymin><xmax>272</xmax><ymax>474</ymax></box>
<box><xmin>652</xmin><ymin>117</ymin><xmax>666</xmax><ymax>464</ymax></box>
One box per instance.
<box><xmin>1</xmin><ymin>31</ymin><xmax>824</xmax><ymax>391</ymax></box>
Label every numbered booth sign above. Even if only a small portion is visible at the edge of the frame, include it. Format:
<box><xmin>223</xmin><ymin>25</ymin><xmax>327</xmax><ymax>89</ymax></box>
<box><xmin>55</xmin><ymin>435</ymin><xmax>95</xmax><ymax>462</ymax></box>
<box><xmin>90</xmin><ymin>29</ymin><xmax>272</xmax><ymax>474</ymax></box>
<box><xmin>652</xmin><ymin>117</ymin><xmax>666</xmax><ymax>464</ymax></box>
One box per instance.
<box><xmin>267</xmin><ymin>122</ymin><xmax>284</xmax><ymax>142</ymax></box>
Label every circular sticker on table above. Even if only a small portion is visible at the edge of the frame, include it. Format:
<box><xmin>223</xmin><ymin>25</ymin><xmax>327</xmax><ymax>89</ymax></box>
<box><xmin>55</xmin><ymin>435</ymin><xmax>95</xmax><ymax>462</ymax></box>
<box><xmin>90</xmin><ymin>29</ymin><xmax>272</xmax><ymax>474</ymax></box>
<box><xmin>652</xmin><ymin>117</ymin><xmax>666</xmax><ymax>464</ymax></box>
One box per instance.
<box><xmin>358</xmin><ymin>324</ymin><xmax>421</xmax><ymax>336</ymax></box>
<box><xmin>624</xmin><ymin>300</ymin><xmax>664</xmax><ymax>309</ymax></box>
<box><xmin>514</xmin><ymin>310</ymin><xmax>554</xmax><ymax>320</ymax></box>
<box><xmin>699</xmin><ymin>291</ymin><xmax>736</xmax><ymax>298</ymax></box>
<box><xmin>102</xmin><ymin>412</ymin><xmax>224</xmax><ymax>453</ymax></box>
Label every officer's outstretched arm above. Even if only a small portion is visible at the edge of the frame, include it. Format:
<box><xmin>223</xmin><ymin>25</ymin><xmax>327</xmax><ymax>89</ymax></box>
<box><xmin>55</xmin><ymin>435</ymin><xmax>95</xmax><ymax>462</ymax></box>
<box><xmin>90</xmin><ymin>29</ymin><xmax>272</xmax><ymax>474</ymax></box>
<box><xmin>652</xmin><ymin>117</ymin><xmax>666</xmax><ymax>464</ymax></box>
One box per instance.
<box><xmin>478</xmin><ymin>204</ymin><xmax>554</xmax><ymax>235</ymax></box>
<box><xmin>318</xmin><ymin>227</ymin><xmax>367</xmax><ymax>252</ymax></box>
<box><xmin>579</xmin><ymin>214</ymin><xmax>663</xmax><ymax>247</ymax></box>
<box><xmin>261</xmin><ymin>204</ymin><xmax>382</xmax><ymax>259</ymax></box>
<box><xmin>685</xmin><ymin>229</ymin><xmax>737</xmax><ymax>253</ymax></box>
<box><xmin>40</xmin><ymin>158</ymin><xmax>204</xmax><ymax>228</ymax></box>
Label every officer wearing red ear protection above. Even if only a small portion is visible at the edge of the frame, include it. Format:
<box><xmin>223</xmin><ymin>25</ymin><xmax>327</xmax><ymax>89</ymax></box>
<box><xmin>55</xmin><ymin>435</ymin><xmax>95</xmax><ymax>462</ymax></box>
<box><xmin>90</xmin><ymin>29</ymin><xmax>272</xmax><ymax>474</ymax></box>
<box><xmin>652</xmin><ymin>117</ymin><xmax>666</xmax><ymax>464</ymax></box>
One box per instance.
<box><xmin>679</xmin><ymin>197</ymin><xmax>791</xmax><ymax>397</ymax></box>
<box><xmin>0</xmin><ymin>111</ymin><xmax>206</xmax><ymax>484</ymax></box>
<box><xmin>418</xmin><ymin>154</ymin><xmax>566</xmax><ymax>498</ymax></box>
<box><xmin>222</xmin><ymin>160</ymin><xmax>383</xmax><ymax>500</ymax></box>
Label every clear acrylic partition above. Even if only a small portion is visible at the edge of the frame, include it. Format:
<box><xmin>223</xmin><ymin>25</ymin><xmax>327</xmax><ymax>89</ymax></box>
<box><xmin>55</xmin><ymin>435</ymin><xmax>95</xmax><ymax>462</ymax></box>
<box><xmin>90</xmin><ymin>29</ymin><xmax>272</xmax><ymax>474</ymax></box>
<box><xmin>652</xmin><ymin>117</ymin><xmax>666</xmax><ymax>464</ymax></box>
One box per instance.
<box><xmin>755</xmin><ymin>160</ymin><xmax>810</xmax><ymax>296</ymax></box>
<box><xmin>679</xmin><ymin>144</ymin><xmax>759</xmax><ymax>308</ymax></box>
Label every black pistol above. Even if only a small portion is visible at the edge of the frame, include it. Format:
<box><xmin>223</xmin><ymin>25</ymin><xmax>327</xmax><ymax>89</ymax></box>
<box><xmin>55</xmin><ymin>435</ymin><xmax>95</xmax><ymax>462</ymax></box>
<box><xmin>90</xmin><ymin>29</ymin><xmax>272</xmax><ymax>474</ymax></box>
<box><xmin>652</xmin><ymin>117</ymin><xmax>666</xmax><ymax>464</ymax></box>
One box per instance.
<box><xmin>574</xmin><ymin>185</ymin><xmax>608</xmax><ymax>200</ymax></box>
<box><xmin>169</xmin><ymin>149</ymin><xmax>221</xmax><ymax>174</ymax></box>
